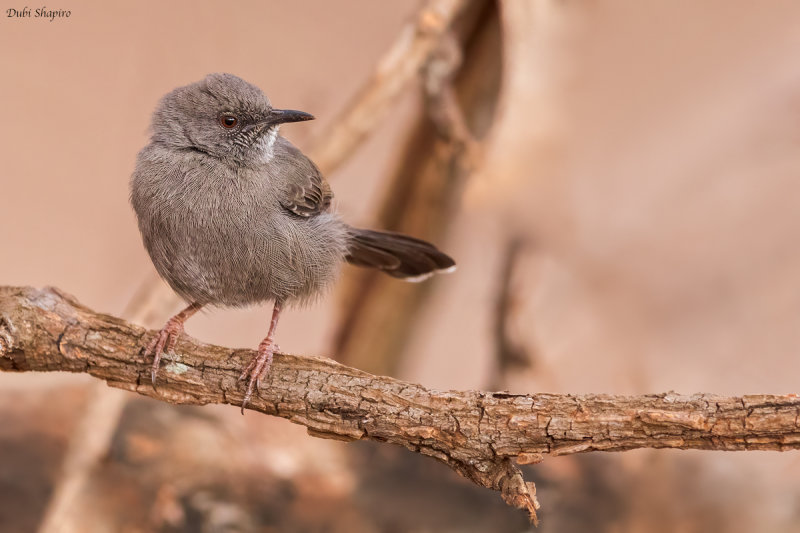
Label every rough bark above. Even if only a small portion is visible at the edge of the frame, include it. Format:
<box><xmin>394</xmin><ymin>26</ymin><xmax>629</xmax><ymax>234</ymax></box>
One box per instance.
<box><xmin>4</xmin><ymin>286</ymin><xmax>800</xmax><ymax>524</ymax></box>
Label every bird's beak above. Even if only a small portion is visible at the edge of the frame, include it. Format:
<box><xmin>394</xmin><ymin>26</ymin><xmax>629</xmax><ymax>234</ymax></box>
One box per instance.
<box><xmin>265</xmin><ymin>108</ymin><xmax>315</xmax><ymax>127</ymax></box>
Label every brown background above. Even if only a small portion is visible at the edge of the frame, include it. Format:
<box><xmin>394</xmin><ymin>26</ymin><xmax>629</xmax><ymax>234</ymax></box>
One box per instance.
<box><xmin>2</xmin><ymin>1</ymin><xmax>800</xmax><ymax>531</ymax></box>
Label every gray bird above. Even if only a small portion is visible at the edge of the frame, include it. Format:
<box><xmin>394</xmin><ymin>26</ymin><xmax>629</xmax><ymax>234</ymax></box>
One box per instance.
<box><xmin>130</xmin><ymin>73</ymin><xmax>455</xmax><ymax>411</ymax></box>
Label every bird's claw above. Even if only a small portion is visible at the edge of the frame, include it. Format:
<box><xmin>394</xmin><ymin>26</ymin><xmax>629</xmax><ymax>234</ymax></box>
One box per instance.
<box><xmin>239</xmin><ymin>341</ymin><xmax>277</xmax><ymax>414</ymax></box>
<box><xmin>144</xmin><ymin>319</ymin><xmax>185</xmax><ymax>388</ymax></box>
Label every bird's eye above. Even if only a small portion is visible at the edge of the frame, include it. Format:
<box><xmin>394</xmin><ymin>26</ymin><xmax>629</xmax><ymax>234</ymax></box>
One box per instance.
<box><xmin>219</xmin><ymin>114</ymin><xmax>238</xmax><ymax>129</ymax></box>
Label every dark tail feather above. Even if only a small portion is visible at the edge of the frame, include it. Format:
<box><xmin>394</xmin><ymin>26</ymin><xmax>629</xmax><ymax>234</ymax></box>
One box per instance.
<box><xmin>346</xmin><ymin>228</ymin><xmax>456</xmax><ymax>282</ymax></box>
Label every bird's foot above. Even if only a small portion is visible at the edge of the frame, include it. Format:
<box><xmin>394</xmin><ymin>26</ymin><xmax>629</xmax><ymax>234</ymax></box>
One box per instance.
<box><xmin>238</xmin><ymin>338</ymin><xmax>277</xmax><ymax>413</ymax></box>
<box><xmin>144</xmin><ymin>317</ymin><xmax>186</xmax><ymax>387</ymax></box>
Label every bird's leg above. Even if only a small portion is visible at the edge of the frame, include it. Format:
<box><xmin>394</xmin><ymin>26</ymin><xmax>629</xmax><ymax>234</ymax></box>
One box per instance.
<box><xmin>144</xmin><ymin>302</ymin><xmax>203</xmax><ymax>387</ymax></box>
<box><xmin>239</xmin><ymin>300</ymin><xmax>283</xmax><ymax>413</ymax></box>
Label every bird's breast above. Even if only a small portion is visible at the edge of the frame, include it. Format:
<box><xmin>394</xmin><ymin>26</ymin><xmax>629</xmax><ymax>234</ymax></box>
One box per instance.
<box><xmin>133</xmin><ymin>149</ymin><xmax>348</xmax><ymax>307</ymax></box>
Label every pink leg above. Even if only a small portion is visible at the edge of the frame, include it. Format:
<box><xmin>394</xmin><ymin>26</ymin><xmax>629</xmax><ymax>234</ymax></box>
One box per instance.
<box><xmin>144</xmin><ymin>302</ymin><xmax>203</xmax><ymax>387</ymax></box>
<box><xmin>239</xmin><ymin>301</ymin><xmax>283</xmax><ymax>413</ymax></box>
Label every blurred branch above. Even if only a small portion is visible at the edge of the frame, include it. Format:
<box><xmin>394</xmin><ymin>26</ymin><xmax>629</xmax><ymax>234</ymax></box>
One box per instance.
<box><xmin>489</xmin><ymin>235</ymin><xmax>533</xmax><ymax>389</ymax></box>
<box><xmin>36</xmin><ymin>275</ymin><xmax>183</xmax><ymax>533</ymax></box>
<box><xmin>307</xmin><ymin>0</ymin><xmax>479</xmax><ymax>174</ymax></box>
<box><xmin>6</xmin><ymin>288</ymin><xmax>800</xmax><ymax>525</ymax></box>
<box><xmin>422</xmin><ymin>31</ymin><xmax>478</xmax><ymax>157</ymax></box>
<box><xmin>333</xmin><ymin>6</ymin><xmax>501</xmax><ymax>372</ymax></box>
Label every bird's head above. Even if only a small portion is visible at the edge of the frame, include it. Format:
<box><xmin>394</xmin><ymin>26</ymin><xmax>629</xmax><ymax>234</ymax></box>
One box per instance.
<box><xmin>150</xmin><ymin>73</ymin><xmax>314</xmax><ymax>164</ymax></box>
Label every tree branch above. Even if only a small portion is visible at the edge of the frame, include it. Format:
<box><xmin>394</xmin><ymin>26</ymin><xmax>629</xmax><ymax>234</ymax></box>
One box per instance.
<box><xmin>307</xmin><ymin>0</ymin><xmax>480</xmax><ymax>174</ymax></box>
<box><xmin>4</xmin><ymin>286</ymin><xmax>800</xmax><ymax>525</ymax></box>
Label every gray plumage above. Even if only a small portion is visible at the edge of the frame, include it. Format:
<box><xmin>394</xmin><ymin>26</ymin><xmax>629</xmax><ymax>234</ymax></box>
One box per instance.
<box><xmin>131</xmin><ymin>73</ymin><xmax>453</xmax><ymax>309</ymax></box>
<box><xmin>132</xmin><ymin>136</ymin><xmax>350</xmax><ymax>307</ymax></box>
<box><xmin>130</xmin><ymin>73</ymin><xmax>454</xmax><ymax>407</ymax></box>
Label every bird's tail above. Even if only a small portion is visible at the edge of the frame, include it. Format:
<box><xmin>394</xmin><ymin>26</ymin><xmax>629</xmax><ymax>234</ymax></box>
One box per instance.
<box><xmin>345</xmin><ymin>228</ymin><xmax>456</xmax><ymax>282</ymax></box>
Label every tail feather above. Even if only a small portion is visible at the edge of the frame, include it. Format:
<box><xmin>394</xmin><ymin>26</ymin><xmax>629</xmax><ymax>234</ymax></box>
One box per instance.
<box><xmin>346</xmin><ymin>228</ymin><xmax>455</xmax><ymax>281</ymax></box>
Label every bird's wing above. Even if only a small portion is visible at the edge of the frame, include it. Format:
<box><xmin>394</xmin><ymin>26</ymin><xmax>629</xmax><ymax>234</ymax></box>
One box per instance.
<box><xmin>281</xmin><ymin>168</ymin><xmax>332</xmax><ymax>217</ymax></box>
<box><xmin>275</xmin><ymin>138</ymin><xmax>333</xmax><ymax>217</ymax></box>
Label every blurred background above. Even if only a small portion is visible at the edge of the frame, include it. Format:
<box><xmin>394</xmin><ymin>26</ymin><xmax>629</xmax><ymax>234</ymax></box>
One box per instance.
<box><xmin>2</xmin><ymin>0</ymin><xmax>800</xmax><ymax>531</ymax></box>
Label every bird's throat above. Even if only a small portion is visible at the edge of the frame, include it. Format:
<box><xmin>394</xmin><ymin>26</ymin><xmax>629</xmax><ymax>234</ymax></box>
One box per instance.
<box><xmin>256</xmin><ymin>125</ymin><xmax>280</xmax><ymax>162</ymax></box>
